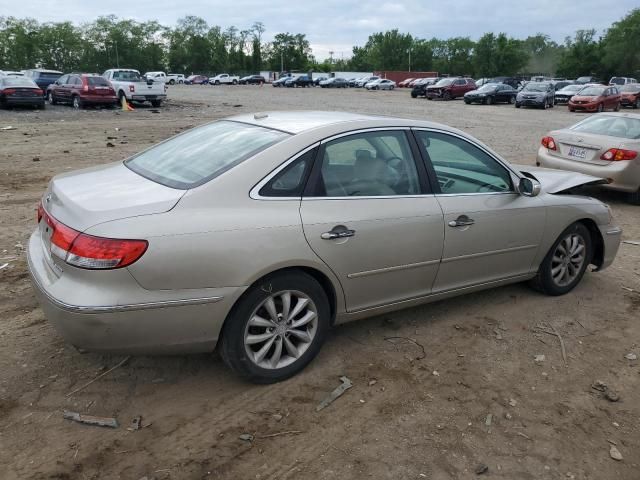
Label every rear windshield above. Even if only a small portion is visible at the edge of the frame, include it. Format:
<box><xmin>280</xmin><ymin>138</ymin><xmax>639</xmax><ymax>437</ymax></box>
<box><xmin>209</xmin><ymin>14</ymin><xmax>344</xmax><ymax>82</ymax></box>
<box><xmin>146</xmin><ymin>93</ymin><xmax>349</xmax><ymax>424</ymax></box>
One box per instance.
<box><xmin>87</xmin><ymin>76</ymin><xmax>110</xmax><ymax>86</ymax></box>
<box><xmin>125</xmin><ymin>121</ymin><xmax>290</xmax><ymax>189</ymax></box>
<box><xmin>571</xmin><ymin>115</ymin><xmax>640</xmax><ymax>139</ymax></box>
<box><xmin>478</xmin><ymin>83</ymin><xmax>498</xmax><ymax>92</ymax></box>
<box><xmin>111</xmin><ymin>70</ymin><xmax>141</xmax><ymax>81</ymax></box>
<box><xmin>1</xmin><ymin>77</ymin><xmax>37</xmax><ymax>87</ymax></box>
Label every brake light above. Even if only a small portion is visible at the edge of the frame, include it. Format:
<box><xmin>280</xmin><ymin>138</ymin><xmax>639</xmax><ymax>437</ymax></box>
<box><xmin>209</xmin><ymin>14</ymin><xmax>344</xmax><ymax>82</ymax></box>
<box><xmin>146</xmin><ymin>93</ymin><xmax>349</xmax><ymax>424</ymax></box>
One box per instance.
<box><xmin>601</xmin><ymin>148</ymin><xmax>637</xmax><ymax>161</ymax></box>
<box><xmin>3</xmin><ymin>88</ymin><xmax>15</xmax><ymax>94</ymax></box>
<box><xmin>129</xmin><ymin>85</ymin><xmax>135</xmax><ymax>93</ymax></box>
<box><xmin>541</xmin><ymin>136</ymin><xmax>557</xmax><ymax>150</ymax></box>
<box><xmin>35</xmin><ymin>89</ymin><xmax>42</xmax><ymax>95</ymax></box>
<box><xmin>39</xmin><ymin>205</ymin><xmax>147</xmax><ymax>269</ymax></box>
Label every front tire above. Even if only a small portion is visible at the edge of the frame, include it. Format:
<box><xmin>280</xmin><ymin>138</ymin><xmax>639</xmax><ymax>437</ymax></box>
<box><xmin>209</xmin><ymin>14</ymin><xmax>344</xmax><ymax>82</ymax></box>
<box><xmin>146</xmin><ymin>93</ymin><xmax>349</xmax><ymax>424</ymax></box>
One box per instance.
<box><xmin>443</xmin><ymin>91</ymin><xmax>452</xmax><ymax>101</ymax></box>
<box><xmin>529</xmin><ymin>223</ymin><xmax>592</xmax><ymax>296</ymax></box>
<box><xmin>220</xmin><ymin>271</ymin><xmax>330</xmax><ymax>383</ymax></box>
<box><xmin>47</xmin><ymin>92</ymin><xmax>56</xmax><ymax>105</ymax></box>
<box><xmin>169</xmin><ymin>79</ymin><xmax>175</xmax><ymax>85</ymax></box>
<box><xmin>597</xmin><ymin>103</ymin><xmax>604</xmax><ymax>112</ymax></box>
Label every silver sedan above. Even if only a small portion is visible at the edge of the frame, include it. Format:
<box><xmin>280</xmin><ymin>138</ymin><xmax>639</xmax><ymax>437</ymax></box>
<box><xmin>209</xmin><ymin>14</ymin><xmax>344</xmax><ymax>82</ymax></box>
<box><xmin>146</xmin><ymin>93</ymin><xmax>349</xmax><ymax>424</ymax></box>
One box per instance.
<box><xmin>537</xmin><ymin>112</ymin><xmax>640</xmax><ymax>204</ymax></box>
<box><xmin>28</xmin><ymin>111</ymin><xmax>622</xmax><ymax>383</ymax></box>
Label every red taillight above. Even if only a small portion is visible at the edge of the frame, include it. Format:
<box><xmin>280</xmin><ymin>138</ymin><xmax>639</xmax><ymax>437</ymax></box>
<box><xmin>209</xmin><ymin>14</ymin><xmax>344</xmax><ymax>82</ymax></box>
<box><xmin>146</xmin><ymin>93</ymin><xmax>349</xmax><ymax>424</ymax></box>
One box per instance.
<box><xmin>39</xmin><ymin>205</ymin><xmax>147</xmax><ymax>269</ymax></box>
<box><xmin>35</xmin><ymin>89</ymin><xmax>43</xmax><ymax>95</ymax></box>
<box><xmin>3</xmin><ymin>88</ymin><xmax>16</xmax><ymax>94</ymax></box>
<box><xmin>129</xmin><ymin>85</ymin><xmax>135</xmax><ymax>93</ymax></box>
<box><xmin>601</xmin><ymin>148</ymin><xmax>638</xmax><ymax>161</ymax></box>
<box><xmin>541</xmin><ymin>136</ymin><xmax>557</xmax><ymax>150</ymax></box>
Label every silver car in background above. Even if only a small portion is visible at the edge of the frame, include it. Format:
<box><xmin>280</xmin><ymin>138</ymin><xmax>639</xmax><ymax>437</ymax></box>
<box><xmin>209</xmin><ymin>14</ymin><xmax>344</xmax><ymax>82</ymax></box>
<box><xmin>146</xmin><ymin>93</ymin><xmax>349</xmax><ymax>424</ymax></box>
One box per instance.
<box><xmin>28</xmin><ymin>111</ymin><xmax>622</xmax><ymax>383</ymax></box>
<box><xmin>537</xmin><ymin>112</ymin><xmax>640</xmax><ymax>204</ymax></box>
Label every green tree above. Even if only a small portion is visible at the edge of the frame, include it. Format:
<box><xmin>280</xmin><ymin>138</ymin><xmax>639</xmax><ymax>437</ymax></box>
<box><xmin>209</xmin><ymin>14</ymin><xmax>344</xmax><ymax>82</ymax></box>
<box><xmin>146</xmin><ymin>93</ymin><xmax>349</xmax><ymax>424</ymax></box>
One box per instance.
<box><xmin>556</xmin><ymin>29</ymin><xmax>601</xmax><ymax>78</ymax></box>
<box><xmin>600</xmin><ymin>8</ymin><xmax>640</xmax><ymax>79</ymax></box>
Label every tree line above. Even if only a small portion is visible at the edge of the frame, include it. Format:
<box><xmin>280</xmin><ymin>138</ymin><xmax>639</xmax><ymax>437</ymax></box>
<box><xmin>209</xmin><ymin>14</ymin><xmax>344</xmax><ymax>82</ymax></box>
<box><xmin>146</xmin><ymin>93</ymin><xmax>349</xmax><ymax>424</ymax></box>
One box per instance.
<box><xmin>0</xmin><ymin>9</ymin><xmax>638</xmax><ymax>80</ymax></box>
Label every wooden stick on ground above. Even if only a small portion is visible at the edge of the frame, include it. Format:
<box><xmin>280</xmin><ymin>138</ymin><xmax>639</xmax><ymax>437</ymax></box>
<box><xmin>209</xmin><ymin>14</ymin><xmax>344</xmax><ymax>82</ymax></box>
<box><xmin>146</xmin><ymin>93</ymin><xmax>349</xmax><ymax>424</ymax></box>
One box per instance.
<box><xmin>66</xmin><ymin>356</ymin><xmax>131</xmax><ymax>397</ymax></box>
<box><xmin>536</xmin><ymin>325</ymin><xmax>567</xmax><ymax>367</ymax></box>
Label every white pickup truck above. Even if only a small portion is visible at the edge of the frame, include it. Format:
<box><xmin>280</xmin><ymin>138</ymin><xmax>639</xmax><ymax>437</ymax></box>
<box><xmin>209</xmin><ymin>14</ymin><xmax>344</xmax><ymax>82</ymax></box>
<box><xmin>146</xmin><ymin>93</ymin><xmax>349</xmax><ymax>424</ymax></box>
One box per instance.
<box><xmin>209</xmin><ymin>73</ymin><xmax>239</xmax><ymax>85</ymax></box>
<box><xmin>166</xmin><ymin>73</ymin><xmax>185</xmax><ymax>85</ymax></box>
<box><xmin>103</xmin><ymin>69</ymin><xmax>167</xmax><ymax>107</ymax></box>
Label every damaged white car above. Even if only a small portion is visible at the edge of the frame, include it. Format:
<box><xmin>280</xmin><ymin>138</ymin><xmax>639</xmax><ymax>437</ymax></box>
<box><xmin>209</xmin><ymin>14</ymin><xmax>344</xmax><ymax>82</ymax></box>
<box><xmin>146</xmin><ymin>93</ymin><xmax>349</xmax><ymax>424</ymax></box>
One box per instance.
<box><xmin>28</xmin><ymin>111</ymin><xmax>622</xmax><ymax>382</ymax></box>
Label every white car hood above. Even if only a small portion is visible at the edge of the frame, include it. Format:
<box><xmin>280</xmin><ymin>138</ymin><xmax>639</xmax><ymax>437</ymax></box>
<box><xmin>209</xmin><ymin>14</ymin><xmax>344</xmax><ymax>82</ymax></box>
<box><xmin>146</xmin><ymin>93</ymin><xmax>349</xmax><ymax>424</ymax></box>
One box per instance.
<box><xmin>513</xmin><ymin>164</ymin><xmax>607</xmax><ymax>193</ymax></box>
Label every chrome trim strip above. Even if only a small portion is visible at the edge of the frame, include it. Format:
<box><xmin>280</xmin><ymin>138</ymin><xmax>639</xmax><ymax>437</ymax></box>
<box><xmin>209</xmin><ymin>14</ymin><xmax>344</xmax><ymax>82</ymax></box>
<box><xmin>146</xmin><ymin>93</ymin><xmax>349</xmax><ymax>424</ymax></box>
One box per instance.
<box><xmin>347</xmin><ymin>259</ymin><xmax>440</xmax><ymax>279</ymax></box>
<box><xmin>28</xmin><ymin>257</ymin><xmax>223</xmax><ymax>314</ymax></box>
<box><xmin>441</xmin><ymin>244</ymin><xmax>538</xmax><ymax>263</ymax></box>
<box><xmin>302</xmin><ymin>194</ymin><xmax>436</xmax><ymax>200</ymax></box>
<box><xmin>606</xmin><ymin>227</ymin><xmax>622</xmax><ymax>235</ymax></box>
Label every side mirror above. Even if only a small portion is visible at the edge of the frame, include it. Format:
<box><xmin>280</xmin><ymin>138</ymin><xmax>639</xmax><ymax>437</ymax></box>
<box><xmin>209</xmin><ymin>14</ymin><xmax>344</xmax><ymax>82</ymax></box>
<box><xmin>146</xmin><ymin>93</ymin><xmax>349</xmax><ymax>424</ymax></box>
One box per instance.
<box><xmin>54</xmin><ymin>81</ymin><xmax>59</xmax><ymax>85</ymax></box>
<box><xmin>519</xmin><ymin>177</ymin><xmax>541</xmax><ymax>197</ymax></box>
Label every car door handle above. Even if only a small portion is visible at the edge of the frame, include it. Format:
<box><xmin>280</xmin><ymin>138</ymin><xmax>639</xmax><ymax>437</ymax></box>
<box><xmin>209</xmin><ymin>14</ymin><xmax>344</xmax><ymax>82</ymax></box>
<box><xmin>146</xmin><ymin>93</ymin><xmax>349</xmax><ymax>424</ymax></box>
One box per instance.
<box><xmin>321</xmin><ymin>226</ymin><xmax>356</xmax><ymax>240</ymax></box>
<box><xmin>448</xmin><ymin>215</ymin><xmax>475</xmax><ymax>227</ymax></box>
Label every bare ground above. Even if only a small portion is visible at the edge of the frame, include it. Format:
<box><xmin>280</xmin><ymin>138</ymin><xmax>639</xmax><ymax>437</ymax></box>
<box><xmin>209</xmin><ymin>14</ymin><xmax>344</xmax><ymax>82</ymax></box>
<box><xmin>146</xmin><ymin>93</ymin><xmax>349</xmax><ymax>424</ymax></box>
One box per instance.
<box><xmin>0</xmin><ymin>85</ymin><xmax>639</xmax><ymax>480</ymax></box>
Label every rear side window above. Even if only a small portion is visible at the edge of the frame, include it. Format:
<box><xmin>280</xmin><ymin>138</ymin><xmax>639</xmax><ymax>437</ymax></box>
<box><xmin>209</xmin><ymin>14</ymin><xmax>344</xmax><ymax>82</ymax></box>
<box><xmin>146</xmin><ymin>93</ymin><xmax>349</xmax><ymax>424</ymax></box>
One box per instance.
<box><xmin>126</xmin><ymin>121</ymin><xmax>290</xmax><ymax>189</ymax></box>
<box><xmin>259</xmin><ymin>147</ymin><xmax>317</xmax><ymax>197</ymax></box>
<box><xmin>38</xmin><ymin>72</ymin><xmax>61</xmax><ymax>81</ymax></box>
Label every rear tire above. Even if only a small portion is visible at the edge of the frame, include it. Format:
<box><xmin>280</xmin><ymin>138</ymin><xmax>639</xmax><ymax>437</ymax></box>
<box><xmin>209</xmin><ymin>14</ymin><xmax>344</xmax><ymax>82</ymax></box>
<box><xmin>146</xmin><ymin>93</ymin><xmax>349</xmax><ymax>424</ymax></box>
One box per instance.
<box><xmin>72</xmin><ymin>95</ymin><xmax>83</xmax><ymax>109</ymax></box>
<box><xmin>597</xmin><ymin>103</ymin><xmax>604</xmax><ymax>112</ymax></box>
<box><xmin>220</xmin><ymin>271</ymin><xmax>330</xmax><ymax>383</ymax></box>
<box><xmin>443</xmin><ymin>91</ymin><xmax>452</xmax><ymax>101</ymax></box>
<box><xmin>47</xmin><ymin>92</ymin><xmax>56</xmax><ymax>105</ymax></box>
<box><xmin>509</xmin><ymin>96</ymin><xmax>515</xmax><ymax>104</ymax></box>
<box><xmin>614</xmin><ymin>102</ymin><xmax>620</xmax><ymax>112</ymax></box>
<box><xmin>169</xmin><ymin>79</ymin><xmax>175</xmax><ymax>85</ymax></box>
<box><xmin>529</xmin><ymin>222</ymin><xmax>592</xmax><ymax>296</ymax></box>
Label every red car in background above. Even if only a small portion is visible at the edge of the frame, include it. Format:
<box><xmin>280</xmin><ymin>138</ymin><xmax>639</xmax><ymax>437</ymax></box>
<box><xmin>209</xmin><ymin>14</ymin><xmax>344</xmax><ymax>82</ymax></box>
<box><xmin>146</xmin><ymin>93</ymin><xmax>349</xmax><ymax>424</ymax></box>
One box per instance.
<box><xmin>568</xmin><ymin>85</ymin><xmax>621</xmax><ymax>112</ymax></box>
<box><xmin>46</xmin><ymin>73</ymin><xmax>117</xmax><ymax>109</ymax></box>
<box><xmin>619</xmin><ymin>84</ymin><xmax>640</xmax><ymax>109</ymax></box>
<box><xmin>426</xmin><ymin>77</ymin><xmax>476</xmax><ymax>100</ymax></box>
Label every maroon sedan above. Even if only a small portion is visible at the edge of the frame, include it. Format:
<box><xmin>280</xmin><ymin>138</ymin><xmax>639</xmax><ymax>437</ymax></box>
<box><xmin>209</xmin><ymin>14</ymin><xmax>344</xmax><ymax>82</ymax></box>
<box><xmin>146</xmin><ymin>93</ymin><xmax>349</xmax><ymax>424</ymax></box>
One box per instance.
<box><xmin>46</xmin><ymin>74</ymin><xmax>118</xmax><ymax>109</ymax></box>
<box><xmin>568</xmin><ymin>85</ymin><xmax>621</xmax><ymax>113</ymax></box>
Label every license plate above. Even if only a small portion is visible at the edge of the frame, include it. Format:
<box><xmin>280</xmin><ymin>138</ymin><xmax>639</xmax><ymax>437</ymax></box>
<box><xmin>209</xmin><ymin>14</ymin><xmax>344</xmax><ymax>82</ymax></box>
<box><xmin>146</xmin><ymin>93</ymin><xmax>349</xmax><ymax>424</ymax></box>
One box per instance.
<box><xmin>568</xmin><ymin>146</ymin><xmax>587</xmax><ymax>159</ymax></box>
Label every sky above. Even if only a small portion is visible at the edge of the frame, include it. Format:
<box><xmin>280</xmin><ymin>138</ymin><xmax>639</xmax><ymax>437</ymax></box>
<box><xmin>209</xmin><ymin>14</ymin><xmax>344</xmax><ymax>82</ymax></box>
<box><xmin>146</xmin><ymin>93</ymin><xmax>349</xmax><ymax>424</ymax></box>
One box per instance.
<box><xmin>2</xmin><ymin>0</ymin><xmax>637</xmax><ymax>59</ymax></box>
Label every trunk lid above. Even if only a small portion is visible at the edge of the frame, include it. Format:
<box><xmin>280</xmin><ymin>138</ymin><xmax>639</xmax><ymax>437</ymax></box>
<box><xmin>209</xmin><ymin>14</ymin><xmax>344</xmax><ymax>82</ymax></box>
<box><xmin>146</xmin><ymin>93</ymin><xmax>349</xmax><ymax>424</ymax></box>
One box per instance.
<box><xmin>43</xmin><ymin>162</ymin><xmax>185</xmax><ymax>232</ymax></box>
<box><xmin>549</xmin><ymin>130</ymin><xmax>621</xmax><ymax>166</ymax></box>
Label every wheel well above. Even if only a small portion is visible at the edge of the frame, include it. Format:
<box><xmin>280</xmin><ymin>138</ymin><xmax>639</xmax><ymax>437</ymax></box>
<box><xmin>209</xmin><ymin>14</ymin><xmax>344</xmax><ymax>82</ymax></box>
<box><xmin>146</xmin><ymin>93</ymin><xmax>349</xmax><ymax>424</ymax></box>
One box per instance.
<box><xmin>578</xmin><ymin>218</ymin><xmax>604</xmax><ymax>268</ymax></box>
<box><xmin>224</xmin><ymin>267</ymin><xmax>338</xmax><ymax>332</ymax></box>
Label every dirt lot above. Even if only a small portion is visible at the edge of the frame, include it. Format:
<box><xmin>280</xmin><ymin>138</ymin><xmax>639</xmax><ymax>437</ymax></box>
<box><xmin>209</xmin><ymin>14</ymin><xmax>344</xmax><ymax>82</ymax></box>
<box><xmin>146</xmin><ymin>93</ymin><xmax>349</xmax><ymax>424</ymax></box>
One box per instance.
<box><xmin>1</xmin><ymin>85</ymin><xmax>639</xmax><ymax>480</ymax></box>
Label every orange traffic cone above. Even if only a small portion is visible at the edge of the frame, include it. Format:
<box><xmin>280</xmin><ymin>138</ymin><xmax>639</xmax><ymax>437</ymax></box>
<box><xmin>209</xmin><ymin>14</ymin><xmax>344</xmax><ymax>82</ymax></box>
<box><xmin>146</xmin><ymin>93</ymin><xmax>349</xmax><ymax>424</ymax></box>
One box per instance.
<box><xmin>121</xmin><ymin>96</ymin><xmax>134</xmax><ymax>111</ymax></box>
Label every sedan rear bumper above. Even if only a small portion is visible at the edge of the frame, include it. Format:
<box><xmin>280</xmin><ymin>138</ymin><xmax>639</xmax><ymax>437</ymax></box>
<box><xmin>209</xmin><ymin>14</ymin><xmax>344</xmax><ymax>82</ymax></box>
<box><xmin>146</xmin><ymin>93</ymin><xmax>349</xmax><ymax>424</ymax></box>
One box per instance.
<box><xmin>5</xmin><ymin>96</ymin><xmax>45</xmax><ymax>106</ymax></box>
<box><xmin>536</xmin><ymin>147</ymin><xmax>640</xmax><ymax>193</ymax></box>
<box><xmin>27</xmin><ymin>230</ymin><xmax>244</xmax><ymax>354</ymax></box>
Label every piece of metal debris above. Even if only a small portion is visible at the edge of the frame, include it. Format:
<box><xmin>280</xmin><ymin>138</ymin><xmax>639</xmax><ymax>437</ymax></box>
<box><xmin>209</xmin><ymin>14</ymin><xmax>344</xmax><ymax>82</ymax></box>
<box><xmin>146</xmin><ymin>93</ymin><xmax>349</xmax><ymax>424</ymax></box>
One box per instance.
<box><xmin>128</xmin><ymin>416</ymin><xmax>142</xmax><ymax>431</ymax></box>
<box><xmin>316</xmin><ymin>376</ymin><xmax>353</xmax><ymax>412</ymax></box>
<box><xmin>624</xmin><ymin>353</ymin><xmax>637</xmax><ymax>361</ymax></box>
<box><xmin>238</xmin><ymin>433</ymin><xmax>254</xmax><ymax>442</ymax></box>
<box><xmin>1</xmin><ymin>126</ymin><xmax>16</xmax><ymax>131</ymax></box>
<box><xmin>63</xmin><ymin>410</ymin><xmax>118</xmax><ymax>428</ymax></box>
<box><xmin>0</xmin><ymin>263</ymin><xmax>8</xmax><ymax>270</ymax></box>
<box><xmin>622</xmin><ymin>240</ymin><xmax>640</xmax><ymax>246</ymax></box>
<box><xmin>485</xmin><ymin>414</ymin><xmax>493</xmax><ymax>426</ymax></box>
<box><xmin>534</xmin><ymin>354</ymin><xmax>545</xmax><ymax>363</ymax></box>
<box><xmin>475</xmin><ymin>464</ymin><xmax>489</xmax><ymax>475</ymax></box>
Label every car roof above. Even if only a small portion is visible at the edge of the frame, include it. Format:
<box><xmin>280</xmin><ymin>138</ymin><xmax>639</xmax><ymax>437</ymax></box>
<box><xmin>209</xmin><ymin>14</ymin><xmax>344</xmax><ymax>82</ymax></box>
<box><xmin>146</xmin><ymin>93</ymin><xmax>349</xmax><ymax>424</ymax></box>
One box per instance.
<box><xmin>27</xmin><ymin>69</ymin><xmax>62</xmax><ymax>74</ymax></box>
<box><xmin>227</xmin><ymin>110</ymin><xmax>452</xmax><ymax>135</ymax></box>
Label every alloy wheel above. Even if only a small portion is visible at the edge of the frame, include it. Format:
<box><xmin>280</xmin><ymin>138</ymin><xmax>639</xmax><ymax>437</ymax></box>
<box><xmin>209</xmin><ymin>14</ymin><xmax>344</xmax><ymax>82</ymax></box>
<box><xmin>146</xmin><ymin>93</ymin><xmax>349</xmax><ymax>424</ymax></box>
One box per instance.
<box><xmin>72</xmin><ymin>97</ymin><xmax>80</xmax><ymax>109</ymax></box>
<box><xmin>550</xmin><ymin>233</ymin><xmax>586</xmax><ymax>287</ymax></box>
<box><xmin>243</xmin><ymin>290</ymin><xmax>318</xmax><ymax>369</ymax></box>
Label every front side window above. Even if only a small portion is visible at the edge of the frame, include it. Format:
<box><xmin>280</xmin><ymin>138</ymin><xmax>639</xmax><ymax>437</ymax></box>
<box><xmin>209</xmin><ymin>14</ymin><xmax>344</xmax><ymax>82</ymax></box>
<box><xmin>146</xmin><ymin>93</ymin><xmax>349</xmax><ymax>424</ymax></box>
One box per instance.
<box><xmin>415</xmin><ymin>131</ymin><xmax>513</xmax><ymax>194</ymax></box>
<box><xmin>126</xmin><ymin>121</ymin><xmax>290</xmax><ymax>189</ymax></box>
<box><xmin>312</xmin><ymin>131</ymin><xmax>421</xmax><ymax>197</ymax></box>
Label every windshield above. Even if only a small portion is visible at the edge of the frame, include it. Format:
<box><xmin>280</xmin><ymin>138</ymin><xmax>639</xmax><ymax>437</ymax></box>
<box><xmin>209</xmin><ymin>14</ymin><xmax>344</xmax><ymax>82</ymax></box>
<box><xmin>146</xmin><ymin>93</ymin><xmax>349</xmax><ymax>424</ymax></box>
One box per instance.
<box><xmin>560</xmin><ymin>85</ymin><xmax>583</xmax><ymax>93</ymax></box>
<box><xmin>609</xmin><ymin>78</ymin><xmax>625</xmax><ymax>85</ymax></box>
<box><xmin>126</xmin><ymin>121</ymin><xmax>290</xmax><ymax>189</ymax></box>
<box><xmin>1</xmin><ymin>77</ymin><xmax>37</xmax><ymax>87</ymax></box>
<box><xmin>620</xmin><ymin>84</ymin><xmax>640</xmax><ymax>92</ymax></box>
<box><xmin>111</xmin><ymin>70</ymin><xmax>142</xmax><ymax>81</ymax></box>
<box><xmin>579</xmin><ymin>86</ymin><xmax>605</xmax><ymax>96</ymax></box>
<box><xmin>571</xmin><ymin>115</ymin><xmax>640</xmax><ymax>139</ymax></box>
<box><xmin>478</xmin><ymin>84</ymin><xmax>498</xmax><ymax>92</ymax></box>
<box><xmin>435</xmin><ymin>79</ymin><xmax>453</xmax><ymax>86</ymax></box>
<box><xmin>523</xmin><ymin>83</ymin><xmax>549</xmax><ymax>92</ymax></box>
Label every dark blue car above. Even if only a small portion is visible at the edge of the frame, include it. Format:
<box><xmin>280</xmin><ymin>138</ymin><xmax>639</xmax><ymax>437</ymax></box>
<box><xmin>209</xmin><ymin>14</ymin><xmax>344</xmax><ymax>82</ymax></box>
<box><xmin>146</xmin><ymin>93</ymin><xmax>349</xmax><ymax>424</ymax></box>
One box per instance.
<box><xmin>24</xmin><ymin>69</ymin><xmax>63</xmax><ymax>96</ymax></box>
